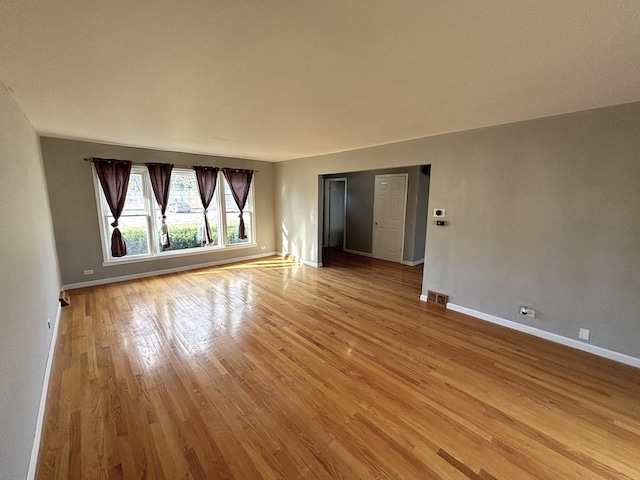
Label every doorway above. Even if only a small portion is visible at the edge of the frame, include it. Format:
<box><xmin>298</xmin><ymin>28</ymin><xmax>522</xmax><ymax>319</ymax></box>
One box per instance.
<box><xmin>317</xmin><ymin>166</ymin><xmax>429</xmax><ymax>269</ymax></box>
<box><xmin>323</xmin><ymin>178</ymin><xmax>347</xmax><ymax>250</ymax></box>
<box><xmin>372</xmin><ymin>173</ymin><xmax>408</xmax><ymax>263</ymax></box>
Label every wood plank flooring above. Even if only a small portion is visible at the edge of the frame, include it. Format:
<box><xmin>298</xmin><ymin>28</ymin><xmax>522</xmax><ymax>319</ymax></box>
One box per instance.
<box><xmin>37</xmin><ymin>253</ymin><xmax>640</xmax><ymax>479</ymax></box>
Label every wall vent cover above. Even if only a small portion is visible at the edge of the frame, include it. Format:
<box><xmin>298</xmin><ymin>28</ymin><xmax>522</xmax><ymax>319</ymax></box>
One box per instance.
<box><xmin>427</xmin><ymin>290</ymin><xmax>448</xmax><ymax>307</ymax></box>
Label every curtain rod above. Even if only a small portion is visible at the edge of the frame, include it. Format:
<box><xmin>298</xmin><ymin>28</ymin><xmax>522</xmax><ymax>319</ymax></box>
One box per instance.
<box><xmin>84</xmin><ymin>158</ymin><xmax>258</xmax><ymax>172</ymax></box>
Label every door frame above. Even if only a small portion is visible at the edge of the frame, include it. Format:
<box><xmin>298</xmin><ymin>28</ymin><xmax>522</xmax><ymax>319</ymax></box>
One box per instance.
<box><xmin>372</xmin><ymin>173</ymin><xmax>408</xmax><ymax>264</ymax></box>
<box><xmin>323</xmin><ymin>177</ymin><xmax>347</xmax><ymax>249</ymax></box>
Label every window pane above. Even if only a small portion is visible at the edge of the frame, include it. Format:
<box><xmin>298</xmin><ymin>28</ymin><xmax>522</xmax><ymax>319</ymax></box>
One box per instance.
<box><xmin>224</xmin><ymin>189</ymin><xmax>238</xmax><ymax>212</ymax></box>
<box><xmin>122</xmin><ymin>173</ymin><xmax>146</xmax><ymax>215</ymax></box>
<box><xmin>108</xmin><ymin>216</ymin><xmax>149</xmax><ymax>256</ymax></box>
<box><xmin>159</xmin><ymin>170</ymin><xmax>219</xmax><ymax>250</ymax></box>
<box><xmin>227</xmin><ymin>212</ymin><xmax>252</xmax><ymax>245</ymax></box>
<box><xmin>101</xmin><ymin>172</ymin><xmax>146</xmax><ymax>216</ymax></box>
<box><xmin>222</xmin><ymin>177</ymin><xmax>253</xmax><ymax>244</ymax></box>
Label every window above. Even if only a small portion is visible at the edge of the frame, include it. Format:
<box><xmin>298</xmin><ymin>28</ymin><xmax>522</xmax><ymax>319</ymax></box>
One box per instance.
<box><xmin>223</xmin><ymin>178</ymin><xmax>253</xmax><ymax>245</ymax></box>
<box><xmin>98</xmin><ymin>166</ymin><xmax>152</xmax><ymax>257</ymax></box>
<box><xmin>94</xmin><ymin>166</ymin><xmax>255</xmax><ymax>264</ymax></box>
<box><xmin>160</xmin><ymin>169</ymin><xmax>220</xmax><ymax>251</ymax></box>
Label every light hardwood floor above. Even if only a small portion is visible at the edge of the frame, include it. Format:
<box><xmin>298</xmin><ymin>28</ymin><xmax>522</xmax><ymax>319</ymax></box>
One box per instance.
<box><xmin>37</xmin><ymin>253</ymin><xmax>640</xmax><ymax>479</ymax></box>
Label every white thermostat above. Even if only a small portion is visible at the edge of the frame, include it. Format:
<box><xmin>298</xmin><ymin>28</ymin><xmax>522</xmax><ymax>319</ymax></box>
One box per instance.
<box><xmin>434</xmin><ymin>209</ymin><xmax>446</xmax><ymax>217</ymax></box>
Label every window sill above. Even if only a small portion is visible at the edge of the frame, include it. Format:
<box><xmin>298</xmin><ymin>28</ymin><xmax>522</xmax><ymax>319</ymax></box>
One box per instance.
<box><xmin>102</xmin><ymin>242</ymin><xmax>258</xmax><ymax>267</ymax></box>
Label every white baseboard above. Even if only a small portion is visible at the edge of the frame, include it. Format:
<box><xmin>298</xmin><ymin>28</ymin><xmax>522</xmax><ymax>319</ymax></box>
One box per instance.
<box><xmin>402</xmin><ymin>258</ymin><xmax>424</xmax><ymax>266</ymax></box>
<box><xmin>301</xmin><ymin>259</ymin><xmax>322</xmax><ymax>268</ymax></box>
<box><xmin>63</xmin><ymin>251</ymin><xmax>277</xmax><ymax>290</ymax></box>
<box><xmin>344</xmin><ymin>249</ymin><xmax>422</xmax><ymax>267</ymax></box>
<box><xmin>277</xmin><ymin>251</ymin><xmax>321</xmax><ymax>268</ymax></box>
<box><xmin>432</xmin><ymin>301</ymin><xmax>640</xmax><ymax>369</ymax></box>
<box><xmin>28</xmin><ymin>301</ymin><xmax>62</xmax><ymax>480</ymax></box>
<box><xmin>343</xmin><ymin>248</ymin><xmax>372</xmax><ymax>257</ymax></box>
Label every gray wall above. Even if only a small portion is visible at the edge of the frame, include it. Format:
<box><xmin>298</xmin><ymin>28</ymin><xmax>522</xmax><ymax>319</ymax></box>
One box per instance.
<box><xmin>41</xmin><ymin>137</ymin><xmax>276</xmax><ymax>286</ymax></box>
<box><xmin>423</xmin><ymin>102</ymin><xmax>640</xmax><ymax>358</ymax></box>
<box><xmin>275</xmin><ymin>102</ymin><xmax>640</xmax><ymax>358</ymax></box>
<box><xmin>0</xmin><ymin>87</ymin><xmax>61</xmax><ymax>479</ymax></box>
<box><xmin>413</xmin><ymin>171</ymin><xmax>430</xmax><ymax>263</ymax></box>
<box><xmin>325</xmin><ymin>166</ymin><xmax>428</xmax><ymax>263</ymax></box>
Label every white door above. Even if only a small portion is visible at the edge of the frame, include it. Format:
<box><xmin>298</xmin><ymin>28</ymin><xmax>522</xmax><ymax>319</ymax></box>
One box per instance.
<box><xmin>372</xmin><ymin>174</ymin><xmax>407</xmax><ymax>263</ymax></box>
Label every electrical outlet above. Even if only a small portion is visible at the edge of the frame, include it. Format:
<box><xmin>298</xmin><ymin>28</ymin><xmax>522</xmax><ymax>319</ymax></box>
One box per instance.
<box><xmin>579</xmin><ymin>328</ymin><xmax>591</xmax><ymax>340</ymax></box>
<box><xmin>261</xmin><ymin>246</ymin><xmax>266</xmax><ymax>250</ymax></box>
<box><xmin>83</xmin><ymin>269</ymin><xmax>94</xmax><ymax>275</ymax></box>
<box><xmin>519</xmin><ymin>306</ymin><xmax>535</xmax><ymax>317</ymax></box>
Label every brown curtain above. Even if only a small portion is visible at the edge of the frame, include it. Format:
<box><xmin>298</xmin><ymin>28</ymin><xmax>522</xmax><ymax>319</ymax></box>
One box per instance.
<box><xmin>92</xmin><ymin>158</ymin><xmax>132</xmax><ymax>257</ymax></box>
<box><xmin>193</xmin><ymin>166</ymin><xmax>219</xmax><ymax>245</ymax></box>
<box><xmin>146</xmin><ymin>163</ymin><xmax>174</xmax><ymax>249</ymax></box>
<box><xmin>222</xmin><ymin>168</ymin><xmax>253</xmax><ymax>239</ymax></box>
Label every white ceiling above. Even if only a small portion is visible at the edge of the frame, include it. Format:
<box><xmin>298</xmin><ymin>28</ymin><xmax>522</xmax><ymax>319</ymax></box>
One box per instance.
<box><xmin>1</xmin><ymin>1</ymin><xmax>639</xmax><ymax>161</ymax></box>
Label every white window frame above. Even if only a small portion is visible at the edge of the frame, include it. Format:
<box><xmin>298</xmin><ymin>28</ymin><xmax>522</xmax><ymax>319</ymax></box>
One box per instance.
<box><xmin>220</xmin><ymin>173</ymin><xmax>256</xmax><ymax>247</ymax></box>
<box><xmin>93</xmin><ymin>166</ymin><xmax>256</xmax><ymax>266</ymax></box>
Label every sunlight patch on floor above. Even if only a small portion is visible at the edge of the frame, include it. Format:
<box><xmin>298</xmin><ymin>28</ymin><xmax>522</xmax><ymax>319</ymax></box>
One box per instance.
<box><xmin>191</xmin><ymin>258</ymin><xmax>300</xmax><ymax>275</ymax></box>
